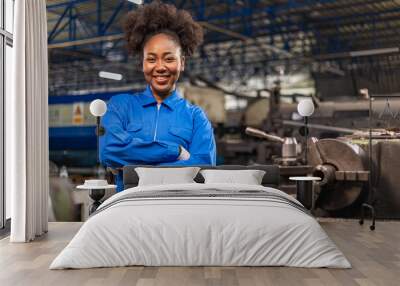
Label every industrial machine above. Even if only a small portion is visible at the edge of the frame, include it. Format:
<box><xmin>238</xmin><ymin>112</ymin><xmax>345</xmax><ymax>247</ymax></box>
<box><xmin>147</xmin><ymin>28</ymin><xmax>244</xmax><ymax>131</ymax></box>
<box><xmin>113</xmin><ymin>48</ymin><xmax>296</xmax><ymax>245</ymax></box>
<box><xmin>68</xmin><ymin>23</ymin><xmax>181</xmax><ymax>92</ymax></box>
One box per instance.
<box><xmin>344</xmin><ymin>133</ymin><xmax>400</xmax><ymax>219</ymax></box>
<box><xmin>244</xmin><ymin>127</ymin><xmax>370</xmax><ymax>215</ymax></box>
<box><xmin>307</xmin><ymin>138</ymin><xmax>369</xmax><ymax>213</ymax></box>
<box><xmin>245</xmin><ymin>127</ymin><xmax>300</xmax><ymax>166</ymax></box>
<box><xmin>245</xmin><ymin>96</ymin><xmax>400</xmax><ymax>137</ymax></box>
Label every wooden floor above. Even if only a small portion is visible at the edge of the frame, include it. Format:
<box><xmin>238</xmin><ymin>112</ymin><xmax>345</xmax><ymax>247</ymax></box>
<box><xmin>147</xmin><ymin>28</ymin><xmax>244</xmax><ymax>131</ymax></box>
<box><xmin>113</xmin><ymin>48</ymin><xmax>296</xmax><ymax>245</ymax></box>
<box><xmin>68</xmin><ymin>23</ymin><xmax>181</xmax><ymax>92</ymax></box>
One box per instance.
<box><xmin>0</xmin><ymin>220</ymin><xmax>399</xmax><ymax>286</ymax></box>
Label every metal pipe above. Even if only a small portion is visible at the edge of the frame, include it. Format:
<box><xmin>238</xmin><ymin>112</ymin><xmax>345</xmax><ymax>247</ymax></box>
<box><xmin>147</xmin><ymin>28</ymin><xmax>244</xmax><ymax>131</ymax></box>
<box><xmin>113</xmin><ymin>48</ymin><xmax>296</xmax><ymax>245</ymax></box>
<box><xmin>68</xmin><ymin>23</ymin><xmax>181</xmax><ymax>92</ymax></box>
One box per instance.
<box><xmin>198</xmin><ymin>21</ymin><xmax>293</xmax><ymax>58</ymax></box>
<box><xmin>282</xmin><ymin>120</ymin><xmax>359</xmax><ymax>134</ymax></box>
<box><xmin>96</xmin><ymin>116</ymin><xmax>100</xmax><ymax>166</ymax></box>
<box><xmin>305</xmin><ymin>116</ymin><xmax>308</xmax><ymax>165</ymax></box>
<box><xmin>48</xmin><ymin>34</ymin><xmax>124</xmax><ymax>49</ymax></box>
<box><xmin>245</xmin><ymin>127</ymin><xmax>285</xmax><ymax>143</ymax></box>
<box><xmin>369</xmin><ymin>90</ymin><xmax>373</xmax><ymax>202</ymax></box>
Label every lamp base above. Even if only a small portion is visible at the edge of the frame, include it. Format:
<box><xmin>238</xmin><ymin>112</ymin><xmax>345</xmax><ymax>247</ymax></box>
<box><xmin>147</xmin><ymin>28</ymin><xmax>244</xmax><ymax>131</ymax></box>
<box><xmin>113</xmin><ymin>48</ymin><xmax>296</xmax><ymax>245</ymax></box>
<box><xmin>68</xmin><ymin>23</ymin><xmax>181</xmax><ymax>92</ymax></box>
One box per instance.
<box><xmin>96</xmin><ymin>126</ymin><xmax>106</xmax><ymax>136</ymax></box>
<box><xmin>89</xmin><ymin>188</ymin><xmax>105</xmax><ymax>215</ymax></box>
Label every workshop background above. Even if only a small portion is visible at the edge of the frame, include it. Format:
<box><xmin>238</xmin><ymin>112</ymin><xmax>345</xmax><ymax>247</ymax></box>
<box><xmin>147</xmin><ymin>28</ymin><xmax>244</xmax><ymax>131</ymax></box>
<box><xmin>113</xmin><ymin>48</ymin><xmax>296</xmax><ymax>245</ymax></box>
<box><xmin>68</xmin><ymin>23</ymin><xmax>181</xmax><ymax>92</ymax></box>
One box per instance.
<box><xmin>46</xmin><ymin>0</ymin><xmax>400</xmax><ymax>221</ymax></box>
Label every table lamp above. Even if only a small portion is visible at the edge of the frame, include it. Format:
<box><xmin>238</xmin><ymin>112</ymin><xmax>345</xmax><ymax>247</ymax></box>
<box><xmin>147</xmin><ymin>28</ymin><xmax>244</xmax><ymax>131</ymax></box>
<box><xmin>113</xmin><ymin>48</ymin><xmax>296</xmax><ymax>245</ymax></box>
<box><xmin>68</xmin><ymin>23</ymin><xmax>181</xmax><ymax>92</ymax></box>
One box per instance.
<box><xmin>87</xmin><ymin>99</ymin><xmax>108</xmax><ymax>214</ymax></box>
<box><xmin>89</xmin><ymin>99</ymin><xmax>107</xmax><ymax>166</ymax></box>
<box><xmin>297</xmin><ymin>99</ymin><xmax>314</xmax><ymax>165</ymax></box>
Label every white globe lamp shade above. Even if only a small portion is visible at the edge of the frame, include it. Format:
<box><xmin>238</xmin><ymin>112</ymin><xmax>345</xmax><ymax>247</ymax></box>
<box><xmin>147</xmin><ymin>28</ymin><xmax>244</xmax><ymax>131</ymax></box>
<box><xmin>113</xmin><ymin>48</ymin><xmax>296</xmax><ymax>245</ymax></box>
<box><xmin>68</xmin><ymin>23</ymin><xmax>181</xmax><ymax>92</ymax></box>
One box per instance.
<box><xmin>90</xmin><ymin>99</ymin><xmax>107</xmax><ymax>117</ymax></box>
<box><xmin>297</xmin><ymin>99</ymin><xmax>314</xmax><ymax>117</ymax></box>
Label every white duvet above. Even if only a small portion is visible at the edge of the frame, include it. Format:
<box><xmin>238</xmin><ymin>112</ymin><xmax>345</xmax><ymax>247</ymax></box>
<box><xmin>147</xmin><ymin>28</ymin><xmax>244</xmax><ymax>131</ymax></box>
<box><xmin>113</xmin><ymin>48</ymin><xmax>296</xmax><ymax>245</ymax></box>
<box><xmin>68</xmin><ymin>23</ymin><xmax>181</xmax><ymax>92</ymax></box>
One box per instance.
<box><xmin>50</xmin><ymin>183</ymin><xmax>351</xmax><ymax>269</ymax></box>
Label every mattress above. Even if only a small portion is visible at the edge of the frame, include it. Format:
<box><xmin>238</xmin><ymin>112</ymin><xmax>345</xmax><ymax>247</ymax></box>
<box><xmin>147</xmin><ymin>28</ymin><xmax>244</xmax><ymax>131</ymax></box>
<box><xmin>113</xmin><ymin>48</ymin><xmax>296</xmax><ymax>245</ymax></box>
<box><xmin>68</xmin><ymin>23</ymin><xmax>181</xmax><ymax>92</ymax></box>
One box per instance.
<box><xmin>50</xmin><ymin>183</ymin><xmax>351</xmax><ymax>269</ymax></box>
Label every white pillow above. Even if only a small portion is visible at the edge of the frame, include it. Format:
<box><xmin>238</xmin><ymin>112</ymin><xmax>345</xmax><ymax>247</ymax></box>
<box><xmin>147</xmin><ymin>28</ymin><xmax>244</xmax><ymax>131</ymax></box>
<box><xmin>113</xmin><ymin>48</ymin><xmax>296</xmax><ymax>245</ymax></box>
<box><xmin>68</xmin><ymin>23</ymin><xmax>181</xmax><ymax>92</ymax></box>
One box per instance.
<box><xmin>135</xmin><ymin>167</ymin><xmax>200</xmax><ymax>186</ymax></box>
<box><xmin>200</xmin><ymin>169</ymin><xmax>266</xmax><ymax>185</ymax></box>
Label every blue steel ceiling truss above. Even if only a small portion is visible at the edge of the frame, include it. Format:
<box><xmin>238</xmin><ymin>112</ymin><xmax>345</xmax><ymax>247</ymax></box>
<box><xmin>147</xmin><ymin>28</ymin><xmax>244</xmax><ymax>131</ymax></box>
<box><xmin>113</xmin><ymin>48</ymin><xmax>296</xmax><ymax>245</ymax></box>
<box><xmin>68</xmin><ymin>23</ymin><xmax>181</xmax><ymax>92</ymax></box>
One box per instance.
<box><xmin>47</xmin><ymin>0</ymin><xmax>400</xmax><ymax>95</ymax></box>
<box><xmin>47</xmin><ymin>0</ymin><xmax>133</xmax><ymax>58</ymax></box>
<box><xmin>47</xmin><ymin>0</ymin><xmax>400</xmax><ymax>57</ymax></box>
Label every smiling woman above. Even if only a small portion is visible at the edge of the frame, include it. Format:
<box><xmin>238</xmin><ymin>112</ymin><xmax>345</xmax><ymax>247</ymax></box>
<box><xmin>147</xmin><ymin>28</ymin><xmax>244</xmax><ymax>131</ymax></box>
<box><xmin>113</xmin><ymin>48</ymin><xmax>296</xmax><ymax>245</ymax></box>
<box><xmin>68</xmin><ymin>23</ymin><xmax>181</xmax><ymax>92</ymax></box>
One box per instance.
<box><xmin>99</xmin><ymin>0</ymin><xmax>216</xmax><ymax>193</ymax></box>
<box><xmin>142</xmin><ymin>33</ymin><xmax>185</xmax><ymax>102</ymax></box>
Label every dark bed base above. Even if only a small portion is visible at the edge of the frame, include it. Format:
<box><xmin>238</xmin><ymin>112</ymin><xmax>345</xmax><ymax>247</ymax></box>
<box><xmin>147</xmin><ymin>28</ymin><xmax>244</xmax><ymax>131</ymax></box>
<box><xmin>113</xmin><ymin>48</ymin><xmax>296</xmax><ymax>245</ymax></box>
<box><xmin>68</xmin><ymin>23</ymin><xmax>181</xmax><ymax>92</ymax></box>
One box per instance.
<box><xmin>122</xmin><ymin>164</ymin><xmax>280</xmax><ymax>190</ymax></box>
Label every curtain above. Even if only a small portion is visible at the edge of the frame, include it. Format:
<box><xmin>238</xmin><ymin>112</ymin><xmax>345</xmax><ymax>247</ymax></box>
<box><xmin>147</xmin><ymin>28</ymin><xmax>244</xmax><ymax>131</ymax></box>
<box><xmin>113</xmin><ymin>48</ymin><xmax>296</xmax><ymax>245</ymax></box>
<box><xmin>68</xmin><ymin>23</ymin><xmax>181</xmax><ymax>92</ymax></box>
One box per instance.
<box><xmin>7</xmin><ymin>0</ymin><xmax>49</xmax><ymax>242</ymax></box>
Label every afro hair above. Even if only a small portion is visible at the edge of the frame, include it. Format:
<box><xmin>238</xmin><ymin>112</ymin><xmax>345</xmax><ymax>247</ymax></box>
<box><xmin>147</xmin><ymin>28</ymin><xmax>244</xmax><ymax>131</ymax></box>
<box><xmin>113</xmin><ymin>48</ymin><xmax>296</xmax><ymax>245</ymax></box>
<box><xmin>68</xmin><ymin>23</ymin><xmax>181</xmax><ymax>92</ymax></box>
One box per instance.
<box><xmin>123</xmin><ymin>0</ymin><xmax>204</xmax><ymax>57</ymax></box>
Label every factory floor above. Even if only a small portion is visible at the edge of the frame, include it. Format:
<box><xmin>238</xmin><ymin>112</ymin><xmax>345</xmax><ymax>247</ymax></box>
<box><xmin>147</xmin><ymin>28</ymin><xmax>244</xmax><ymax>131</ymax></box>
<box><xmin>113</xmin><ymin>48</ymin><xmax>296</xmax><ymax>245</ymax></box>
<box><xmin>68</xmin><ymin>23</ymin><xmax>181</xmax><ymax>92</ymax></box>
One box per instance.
<box><xmin>0</xmin><ymin>220</ymin><xmax>398</xmax><ymax>286</ymax></box>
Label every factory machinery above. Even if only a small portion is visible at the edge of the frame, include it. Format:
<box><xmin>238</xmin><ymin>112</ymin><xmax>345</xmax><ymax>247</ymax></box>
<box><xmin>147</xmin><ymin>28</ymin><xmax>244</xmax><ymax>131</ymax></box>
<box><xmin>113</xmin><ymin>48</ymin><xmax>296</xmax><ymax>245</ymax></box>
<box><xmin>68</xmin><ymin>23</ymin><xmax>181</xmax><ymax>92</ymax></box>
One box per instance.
<box><xmin>307</xmin><ymin>137</ymin><xmax>369</xmax><ymax>214</ymax></box>
<box><xmin>245</xmin><ymin>95</ymin><xmax>400</xmax><ymax>135</ymax></box>
<box><xmin>245</xmin><ymin>126</ymin><xmax>370</xmax><ymax>215</ymax></box>
<box><xmin>308</xmin><ymin>133</ymin><xmax>400</xmax><ymax>220</ymax></box>
<box><xmin>48</xmin><ymin>86</ymin><xmax>400</xmax><ymax>219</ymax></box>
<box><xmin>245</xmin><ymin>90</ymin><xmax>400</xmax><ymax>219</ymax></box>
<box><xmin>245</xmin><ymin>126</ymin><xmax>400</xmax><ymax>220</ymax></box>
<box><xmin>234</xmin><ymin>90</ymin><xmax>400</xmax><ymax>219</ymax></box>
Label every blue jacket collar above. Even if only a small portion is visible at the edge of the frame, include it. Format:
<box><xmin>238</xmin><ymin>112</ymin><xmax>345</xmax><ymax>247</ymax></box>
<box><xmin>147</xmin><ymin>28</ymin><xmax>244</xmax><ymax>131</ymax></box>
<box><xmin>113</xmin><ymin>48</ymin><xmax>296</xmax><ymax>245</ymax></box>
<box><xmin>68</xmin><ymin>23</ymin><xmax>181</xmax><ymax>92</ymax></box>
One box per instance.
<box><xmin>140</xmin><ymin>85</ymin><xmax>181</xmax><ymax>110</ymax></box>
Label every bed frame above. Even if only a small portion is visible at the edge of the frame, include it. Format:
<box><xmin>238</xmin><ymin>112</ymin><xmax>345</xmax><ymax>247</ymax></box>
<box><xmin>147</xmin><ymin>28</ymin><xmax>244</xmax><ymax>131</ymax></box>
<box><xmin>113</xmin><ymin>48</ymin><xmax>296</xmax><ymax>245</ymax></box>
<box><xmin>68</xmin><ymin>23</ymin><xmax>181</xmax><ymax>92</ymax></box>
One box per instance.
<box><xmin>123</xmin><ymin>164</ymin><xmax>280</xmax><ymax>190</ymax></box>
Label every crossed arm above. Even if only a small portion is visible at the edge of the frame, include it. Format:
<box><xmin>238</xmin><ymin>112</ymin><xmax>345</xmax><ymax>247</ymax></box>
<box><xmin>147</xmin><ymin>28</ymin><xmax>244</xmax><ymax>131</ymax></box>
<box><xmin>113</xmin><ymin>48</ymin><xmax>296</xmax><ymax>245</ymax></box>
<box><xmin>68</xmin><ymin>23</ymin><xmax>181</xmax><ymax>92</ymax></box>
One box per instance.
<box><xmin>99</xmin><ymin>104</ymin><xmax>181</xmax><ymax>168</ymax></box>
<box><xmin>99</xmin><ymin>102</ymin><xmax>216</xmax><ymax>170</ymax></box>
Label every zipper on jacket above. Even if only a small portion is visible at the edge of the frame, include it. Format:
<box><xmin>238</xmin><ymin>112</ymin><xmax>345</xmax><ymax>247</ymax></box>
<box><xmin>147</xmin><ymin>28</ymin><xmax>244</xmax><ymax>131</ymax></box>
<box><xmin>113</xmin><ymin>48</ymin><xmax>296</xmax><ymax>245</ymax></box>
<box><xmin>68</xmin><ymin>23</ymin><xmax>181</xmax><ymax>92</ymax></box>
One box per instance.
<box><xmin>153</xmin><ymin>104</ymin><xmax>161</xmax><ymax>141</ymax></box>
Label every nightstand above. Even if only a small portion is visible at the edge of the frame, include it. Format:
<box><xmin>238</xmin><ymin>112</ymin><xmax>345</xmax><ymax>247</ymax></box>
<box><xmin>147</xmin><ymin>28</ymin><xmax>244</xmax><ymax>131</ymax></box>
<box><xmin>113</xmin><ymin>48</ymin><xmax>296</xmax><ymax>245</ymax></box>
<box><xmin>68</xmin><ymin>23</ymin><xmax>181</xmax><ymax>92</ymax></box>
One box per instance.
<box><xmin>77</xmin><ymin>183</ymin><xmax>116</xmax><ymax>215</ymax></box>
<box><xmin>289</xmin><ymin>176</ymin><xmax>321</xmax><ymax>210</ymax></box>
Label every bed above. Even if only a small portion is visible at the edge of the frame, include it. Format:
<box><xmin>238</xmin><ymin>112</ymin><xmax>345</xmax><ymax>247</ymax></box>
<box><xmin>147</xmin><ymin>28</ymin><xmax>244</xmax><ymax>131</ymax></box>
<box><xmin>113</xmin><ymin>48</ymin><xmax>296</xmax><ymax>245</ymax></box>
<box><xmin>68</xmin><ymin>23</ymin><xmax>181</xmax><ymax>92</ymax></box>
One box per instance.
<box><xmin>50</xmin><ymin>165</ymin><xmax>350</xmax><ymax>269</ymax></box>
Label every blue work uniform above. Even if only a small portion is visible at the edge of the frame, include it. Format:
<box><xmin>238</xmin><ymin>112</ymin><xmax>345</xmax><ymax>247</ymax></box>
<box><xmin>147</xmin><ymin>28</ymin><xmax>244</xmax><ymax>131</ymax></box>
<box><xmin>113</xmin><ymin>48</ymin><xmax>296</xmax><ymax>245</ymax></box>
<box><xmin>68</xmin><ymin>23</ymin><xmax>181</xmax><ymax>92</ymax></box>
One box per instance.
<box><xmin>99</xmin><ymin>85</ymin><xmax>216</xmax><ymax>192</ymax></box>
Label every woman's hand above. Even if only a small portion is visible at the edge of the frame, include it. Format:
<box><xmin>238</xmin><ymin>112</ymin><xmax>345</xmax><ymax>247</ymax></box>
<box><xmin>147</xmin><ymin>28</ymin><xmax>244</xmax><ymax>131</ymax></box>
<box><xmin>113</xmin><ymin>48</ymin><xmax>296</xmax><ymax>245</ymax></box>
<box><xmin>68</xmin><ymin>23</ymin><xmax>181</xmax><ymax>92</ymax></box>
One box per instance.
<box><xmin>107</xmin><ymin>167</ymin><xmax>122</xmax><ymax>175</ymax></box>
<box><xmin>178</xmin><ymin>145</ymin><xmax>191</xmax><ymax>161</ymax></box>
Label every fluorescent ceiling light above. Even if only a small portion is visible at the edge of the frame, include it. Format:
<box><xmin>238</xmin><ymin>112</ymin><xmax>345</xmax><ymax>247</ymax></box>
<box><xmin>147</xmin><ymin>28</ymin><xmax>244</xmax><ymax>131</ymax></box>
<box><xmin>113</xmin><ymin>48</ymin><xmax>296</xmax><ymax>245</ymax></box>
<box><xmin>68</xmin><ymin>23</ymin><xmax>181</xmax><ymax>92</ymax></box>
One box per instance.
<box><xmin>127</xmin><ymin>0</ymin><xmax>143</xmax><ymax>4</ymax></box>
<box><xmin>99</xmin><ymin>71</ymin><xmax>123</xmax><ymax>81</ymax></box>
<box><xmin>350</xmin><ymin>47</ymin><xmax>399</xmax><ymax>57</ymax></box>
